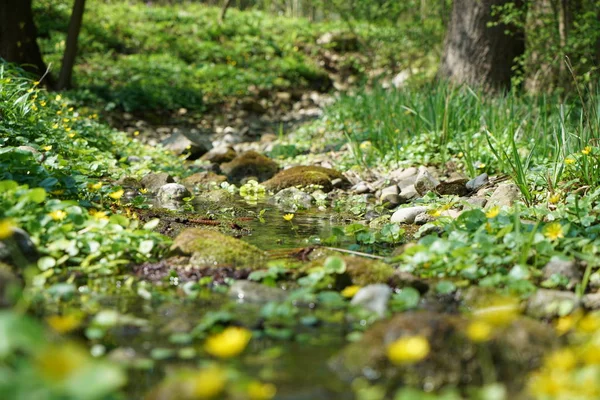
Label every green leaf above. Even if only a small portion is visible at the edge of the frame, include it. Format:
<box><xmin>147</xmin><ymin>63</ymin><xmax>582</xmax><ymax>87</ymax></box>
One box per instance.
<box><xmin>435</xmin><ymin>280</ymin><xmax>456</xmax><ymax>294</ymax></box>
<box><xmin>324</xmin><ymin>256</ymin><xmax>346</xmax><ymax>274</ymax></box>
<box><xmin>37</xmin><ymin>256</ymin><xmax>56</xmax><ymax>271</ymax></box>
<box><xmin>142</xmin><ymin>218</ymin><xmax>160</xmax><ymax>230</ymax></box>
<box><xmin>138</xmin><ymin>240</ymin><xmax>154</xmax><ymax>254</ymax></box>
<box><xmin>27</xmin><ymin>188</ymin><xmax>46</xmax><ymax>204</ymax></box>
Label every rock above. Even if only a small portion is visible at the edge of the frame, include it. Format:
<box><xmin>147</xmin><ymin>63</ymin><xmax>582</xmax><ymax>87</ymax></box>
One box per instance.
<box><xmin>200</xmin><ymin>145</ymin><xmax>237</xmax><ymax>164</ymax></box>
<box><xmin>270</xmin><ymin>187</ymin><xmax>313</xmax><ymax>212</ymax></box>
<box><xmin>463</xmin><ymin>197</ymin><xmax>487</xmax><ymax>209</ymax></box>
<box><xmin>204</xmin><ymin>189</ymin><xmax>234</xmax><ymax>203</ymax></box>
<box><xmin>582</xmin><ymin>293</ymin><xmax>600</xmax><ymax>310</ymax></box>
<box><xmin>414</xmin><ymin>212</ymin><xmax>435</xmax><ymax>225</ymax></box>
<box><xmin>141</xmin><ymin>173</ymin><xmax>175</xmax><ymax>194</ymax></box>
<box><xmin>220</xmin><ymin>151</ymin><xmax>279</xmax><ymax>183</ymax></box>
<box><xmin>157</xmin><ymin>183</ymin><xmax>191</xmax><ymax>203</ymax></box>
<box><xmin>466</xmin><ymin>173</ymin><xmax>489</xmax><ymax>191</ymax></box>
<box><xmin>487</xmin><ymin>183</ymin><xmax>520</xmax><ymax>208</ymax></box>
<box><xmin>352</xmin><ymin>182</ymin><xmax>371</xmax><ymax>194</ymax></box>
<box><xmin>0</xmin><ymin>227</ymin><xmax>39</xmax><ymax>267</ymax></box>
<box><xmin>331</xmin><ymin>178</ymin><xmax>344</xmax><ymax>188</ymax></box>
<box><xmin>526</xmin><ymin>289</ymin><xmax>579</xmax><ymax>319</ymax></box>
<box><xmin>542</xmin><ymin>257</ymin><xmax>582</xmax><ymax>290</ymax></box>
<box><xmin>170</xmin><ymin>228</ymin><xmax>266</xmax><ymax>269</ymax></box>
<box><xmin>343</xmin><ymin>256</ymin><xmax>395</xmax><ymax>286</ymax></box>
<box><xmin>414</xmin><ymin>166</ymin><xmax>440</xmax><ymax>196</ymax></box>
<box><xmin>229</xmin><ymin>280</ymin><xmax>288</xmax><ymax>303</ymax></box>
<box><xmin>161</xmin><ymin>129</ymin><xmax>211</xmax><ymax>159</ymax></box>
<box><xmin>398</xmin><ymin>185</ymin><xmax>419</xmax><ymax>203</ymax></box>
<box><xmin>390</xmin><ymin>206</ymin><xmax>428</xmax><ymax>224</ymax></box>
<box><xmin>391</xmin><ymin>167</ymin><xmax>418</xmax><ymax>185</ymax></box>
<box><xmin>436</xmin><ymin>178</ymin><xmax>469</xmax><ymax>196</ymax></box>
<box><xmin>126</xmin><ymin>156</ymin><xmax>141</xmax><ymax>164</ymax></box>
<box><xmin>115</xmin><ymin>176</ymin><xmax>142</xmax><ymax>189</ymax></box>
<box><xmin>389</xmin><ymin>271</ymin><xmax>429</xmax><ymax>293</ymax></box>
<box><xmin>380</xmin><ymin>185</ymin><xmax>400</xmax><ymax>207</ymax></box>
<box><xmin>350</xmin><ymin>284</ymin><xmax>392</xmax><ymax>317</ymax></box>
<box><xmin>263</xmin><ymin>166</ymin><xmax>349</xmax><ymax>193</ymax></box>
<box><xmin>316</xmin><ymin>32</ymin><xmax>359</xmax><ymax>52</ymax></box>
<box><xmin>440</xmin><ymin>209</ymin><xmax>461</xmax><ymax>219</ymax></box>
<box><xmin>181</xmin><ymin>172</ymin><xmax>227</xmax><ymax>189</ymax></box>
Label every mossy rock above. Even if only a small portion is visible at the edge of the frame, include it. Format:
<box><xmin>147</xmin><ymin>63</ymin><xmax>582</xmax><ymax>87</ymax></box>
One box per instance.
<box><xmin>181</xmin><ymin>171</ymin><xmax>227</xmax><ymax>189</ymax></box>
<box><xmin>301</xmin><ymin>254</ymin><xmax>395</xmax><ymax>286</ymax></box>
<box><xmin>170</xmin><ymin>228</ymin><xmax>266</xmax><ymax>269</ymax></box>
<box><xmin>263</xmin><ymin>166</ymin><xmax>349</xmax><ymax>193</ymax></box>
<box><xmin>220</xmin><ymin>151</ymin><xmax>279</xmax><ymax>183</ymax></box>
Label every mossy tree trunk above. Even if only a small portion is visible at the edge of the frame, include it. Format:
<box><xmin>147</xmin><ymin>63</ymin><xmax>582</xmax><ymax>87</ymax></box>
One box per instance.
<box><xmin>0</xmin><ymin>0</ymin><xmax>53</xmax><ymax>86</ymax></box>
<box><xmin>439</xmin><ymin>0</ymin><xmax>525</xmax><ymax>92</ymax></box>
<box><xmin>56</xmin><ymin>0</ymin><xmax>86</xmax><ymax>90</ymax></box>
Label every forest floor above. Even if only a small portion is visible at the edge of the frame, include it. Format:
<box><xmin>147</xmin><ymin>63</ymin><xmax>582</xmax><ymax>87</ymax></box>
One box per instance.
<box><xmin>2</xmin><ymin>3</ymin><xmax>600</xmax><ymax>400</ymax></box>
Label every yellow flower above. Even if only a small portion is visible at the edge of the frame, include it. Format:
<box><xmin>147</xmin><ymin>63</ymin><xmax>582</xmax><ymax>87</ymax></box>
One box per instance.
<box><xmin>42</xmin><ymin>145</ymin><xmax>52</xmax><ymax>151</ymax></box>
<box><xmin>67</xmin><ymin>132</ymin><xmax>76</xmax><ymax>138</ymax></box>
<box><xmin>247</xmin><ymin>381</ymin><xmax>277</xmax><ymax>400</ymax></box>
<box><xmin>544</xmin><ymin>222</ymin><xmax>564</xmax><ymax>241</ymax></box>
<box><xmin>386</xmin><ymin>335</ymin><xmax>430</xmax><ymax>365</ymax></box>
<box><xmin>139</xmin><ymin>188</ymin><xmax>148</xmax><ymax>194</ymax></box>
<box><xmin>341</xmin><ymin>285</ymin><xmax>361</xmax><ymax>298</ymax></box>
<box><xmin>40</xmin><ymin>100</ymin><xmax>46</xmax><ymax>107</ymax></box>
<box><xmin>582</xmin><ymin>146</ymin><xmax>592</xmax><ymax>155</ymax></box>
<box><xmin>565</xmin><ymin>157</ymin><xmax>576</xmax><ymax>165</ymax></box>
<box><xmin>204</xmin><ymin>326</ymin><xmax>252</xmax><ymax>358</ymax></box>
<box><xmin>485</xmin><ymin>206</ymin><xmax>500</xmax><ymax>219</ymax></box>
<box><xmin>49</xmin><ymin>210</ymin><xmax>67</xmax><ymax>221</ymax></box>
<box><xmin>33</xmin><ymin>81</ymin><xmax>40</xmax><ymax>86</ymax></box>
<box><xmin>0</xmin><ymin>219</ymin><xmax>15</xmax><ymax>239</ymax></box>
<box><xmin>548</xmin><ymin>193</ymin><xmax>561</xmax><ymax>204</ymax></box>
<box><xmin>466</xmin><ymin>320</ymin><xmax>492</xmax><ymax>342</ymax></box>
<box><xmin>88</xmin><ymin>182</ymin><xmax>103</xmax><ymax>191</ymax></box>
<box><xmin>183</xmin><ymin>366</ymin><xmax>227</xmax><ymax>399</ymax></box>
<box><xmin>577</xmin><ymin>313</ymin><xmax>600</xmax><ymax>334</ymax></box>
<box><xmin>108</xmin><ymin>190</ymin><xmax>124</xmax><ymax>200</ymax></box>
<box><xmin>546</xmin><ymin>348</ymin><xmax>577</xmax><ymax>371</ymax></box>
<box><xmin>283</xmin><ymin>214</ymin><xmax>294</xmax><ymax>221</ymax></box>
<box><xmin>555</xmin><ymin>314</ymin><xmax>579</xmax><ymax>335</ymax></box>
<box><xmin>133</xmin><ymin>130</ymin><xmax>140</xmax><ymax>136</ymax></box>
<box><xmin>46</xmin><ymin>314</ymin><xmax>82</xmax><ymax>334</ymax></box>
<box><xmin>90</xmin><ymin>210</ymin><xmax>109</xmax><ymax>221</ymax></box>
<box><xmin>359</xmin><ymin>141</ymin><xmax>372</xmax><ymax>150</ymax></box>
<box><xmin>36</xmin><ymin>343</ymin><xmax>89</xmax><ymax>382</ymax></box>
<box><xmin>55</xmin><ymin>94</ymin><xmax>62</xmax><ymax>101</ymax></box>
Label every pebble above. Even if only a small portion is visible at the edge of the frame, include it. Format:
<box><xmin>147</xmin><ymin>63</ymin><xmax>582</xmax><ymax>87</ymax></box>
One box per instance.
<box><xmin>390</xmin><ymin>206</ymin><xmax>428</xmax><ymax>224</ymax></box>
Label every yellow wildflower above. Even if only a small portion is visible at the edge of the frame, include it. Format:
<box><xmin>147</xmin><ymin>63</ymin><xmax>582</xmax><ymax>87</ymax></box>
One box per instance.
<box><xmin>548</xmin><ymin>193</ymin><xmax>561</xmax><ymax>204</ymax></box>
<box><xmin>485</xmin><ymin>206</ymin><xmax>500</xmax><ymax>219</ymax></box>
<box><xmin>386</xmin><ymin>335</ymin><xmax>430</xmax><ymax>365</ymax></box>
<box><xmin>555</xmin><ymin>314</ymin><xmax>579</xmax><ymax>335</ymax></box>
<box><xmin>546</xmin><ymin>348</ymin><xmax>577</xmax><ymax>371</ymax></box>
<box><xmin>466</xmin><ymin>320</ymin><xmax>493</xmax><ymax>342</ymax></box>
<box><xmin>341</xmin><ymin>285</ymin><xmax>361</xmax><ymax>298</ymax></box>
<box><xmin>42</xmin><ymin>145</ymin><xmax>52</xmax><ymax>151</ymax></box>
<box><xmin>544</xmin><ymin>222</ymin><xmax>564</xmax><ymax>241</ymax></box>
<box><xmin>90</xmin><ymin>210</ymin><xmax>109</xmax><ymax>221</ymax></box>
<box><xmin>0</xmin><ymin>219</ymin><xmax>15</xmax><ymax>239</ymax></box>
<box><xmin>46</xmin><ymin>314</ymin><xmax>82</xmax><ymax>334</ymax></box>
<box><xmin>49</xmin><ymin>210</ymin><xmax>67</xmax><ymax>221</ymax></box>
<box><xmin>139</xmin><ymin>188</ymin><xmax>148</xmax><ymax>194</ymax></box>
<box><xmin>183</xmin><ymin>366</ymin><xmax>227</xmax><ymax>399</ymax></box>
<box><xmin>88</xmin><ymin>182</ymin><xmax>103</xmax><ymax>191</ymax></box>
<box><xmin>40</xmin><ymin>100</ymin><xmax>46</xmax><ymax>107</ymax></box>
<box><xmin>204</xmin><ymin>326</ymin><xmax>252</xmax><ymax>359</ymax></box>
<box><xmin>67</xmin><ymin>132</ymin><xmax>75</xmax><ymax>138</ymax></box>
<box><xmin>359</xmin><ymin>141</ymin><xmax>372</xmax><ymax>150</ymax></box>
<box><xmin>33</xmin><ymin>81</ymin><xmax>40</xmax><ymax>86</ymax></box>
<box><xmin>55</xmin><ymin>94</ymin><xmax>62</xmax><ymax>102</ymax></box>
<box><xmin>283</xmin><ymin>213</ymin><xmax>294</xmax><ymax>221</ymax></box>
<box><xmin>565</xmin><ymin>157</ymin><xmax>576</xmax><ymax>165</ymax></box>
<box><xmin>247</xmin><ymin>381</ymin><xmax>277</xmax><ymax>400</ymax></box>
<box><xmin>582</xmin><ymin>146</ymin><xmax>592</xmax><ymax>155</ymax></box>
<box><xmin>133</xmin><ymin>130</ymin><xmax>140</xmax><ymax>136</ymax></box>
<box><xmin>577</xmin><ymin>313</ymin><xmax>600</xmax><ymax>334</ymax></box>
<box><xmin>108</xmin><ymin>190</ymin><xmax>124</xmax><ymax>200</ymax></box>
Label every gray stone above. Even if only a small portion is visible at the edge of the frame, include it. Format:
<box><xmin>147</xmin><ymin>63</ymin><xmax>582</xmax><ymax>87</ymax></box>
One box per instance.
<box><xmin>331</xmin><ymin>178</ymin><xmax>344</xmax><ymax>188</ymax></box>
<box><xmin>229</xmin><ymin>280</ymin><xmax>288</xmax><ymax>303</ymax></box>
<box><xmin>440</xmin><ymin>209</ymin><xmax>461</xmax><ymax>219</ymax></box>
<box><xmin>582</xmin><ymin>293</ymin><xmax>600</xmax><ymax>310</ymax></box>
<box><xmin>200</xmin><ymin>145</ymin><xmax>237</xmax><ymax>164</ymax></box>
<box><xmin>466</xmin><ymin>173</ymin><xmax>489</xmax><ymax>191</ymax></box>
<box><xmin>161</xmin><ymin>130</ymin><xmax>211</xmax><ymax>159</ymax></box>
<box><xmin>390</xmin><ymin>167</ymin><xmax>418</xmax><ymax>183</ymax></box>
<box><xmin>380</xmin><ymin>185</ymin><xmax>401</xmax><ymax>207</ymax></box>
<box><xmin>350</xmin><ymin>284</ymin><xmax>392</xmax><ymax>318</ymax></box>
<box><xmin>463</xmin><ymin>197</ymin><xmax>487</xmax><ymax>209</ymax></box>
<box><xmin>414</xmin><ymin>212</ymin><xmax>435</xmax><ymax>225</ymax></box>
<box><xmin>542</xmin><ymin>257</ymin><xmax>582</xmax><ymax>290</ymax></box>
<box><xmin>526</xmin><ymin>289</ymin><xmax>579</xmax><ymax>319</ymax></box>
<box><xmin>352</xmin><ymin>182</ymin><xmax>371</xmax><ymax>194</ymax></box>
<box><xmin>436</xmin><ymin>178</ymin><xmax>469</xmax><ymax>196</ymax></box>
<box><xmin>414</xmin><ymin>166</ymin><xmax>440</xmax><ymax>196</ymax></box>
<box><xmin>271</xmin><ymin>187</ymin><xmax>313</xmax><ymax>212</ymax></box>
<box><xmin>141</xmin><ymin>173</ymin><xmax>175</xmax><ymax>193</ymax></box>
<box><xmin>487</xmin><ymin>183</ymin><xmax>520</xmax><ymax>208</ymax></box>
<box><xmin>157</xmin><ymin>183</ymin><xmax>191</xmax><ymax>203</ymax></box>
<box><xmin>398</xmin><ymin>185</ymin><xmax>419</xmax><ymax>203</ymax></box>
<box><xmin>390</xmin><ymin>206</ymin><xmax>428</xmax><ymax>224</ymax></box>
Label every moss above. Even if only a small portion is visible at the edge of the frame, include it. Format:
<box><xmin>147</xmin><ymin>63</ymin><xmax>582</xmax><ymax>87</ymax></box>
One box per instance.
<box><xmin>263</xmin><ymin>165</ymin><xmax>349</xmax><ymax>192</ymax></box>
<box><xmin>170</xmin><ymin>228</ymin><xmax>266</xmax><ymax>269</ymax></box>
<box><xmin>300</xmin><ymin>254</ymin><xmax>395</xmax><ymax>285</ymax></box>
<box><xmin>220</xmin><ymin>151</ymin><xmax>279</xmax><ymax>183</ymax></box>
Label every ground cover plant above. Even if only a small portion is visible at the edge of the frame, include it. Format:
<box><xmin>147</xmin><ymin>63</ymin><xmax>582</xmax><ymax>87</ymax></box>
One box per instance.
<box><xmin>4</xmin><ymin>1</ymin><xmax>600</xmax><ymax>399</ymax></box>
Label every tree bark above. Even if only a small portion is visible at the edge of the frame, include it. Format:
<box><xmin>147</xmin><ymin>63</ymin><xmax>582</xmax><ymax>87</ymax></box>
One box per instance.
<box><xmin>0</xmin><ymin>0</ymin><xmax>53</xmax><ymax>86</ymax></box>
<box><xmin>219</xmin><ymin>0</ymin><xmax>233</xmax><ymax>24</ymax></box>
<box><xmin>439</xmin><ymin>0</ymin><xmax>525</xmax><ymax>92</ymax></box>
<box><xmin>57</xmin><ymin>0</ymin><xmax>86</xmax><ymax>90</ymax></box>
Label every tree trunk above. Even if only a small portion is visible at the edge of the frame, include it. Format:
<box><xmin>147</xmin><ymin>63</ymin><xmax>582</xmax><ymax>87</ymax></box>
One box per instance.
<box><xmin>219</xmin><ymin>0</ymin><xmax>233</xmax><ymax>24</ymax></box>
<box><xmin>57</xmin><ymin>0</ymin><xmax>86</xmax><ymax>90</ymax></box>
<box><xmin>439</xmin><ymin>0</ymin><xmax>525</xmax><ymax>92</ymax></box>
<box><xmin>0</xmin><ymin>0</ymin><xmax>53</xmax><ymax>86</ymax></box>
